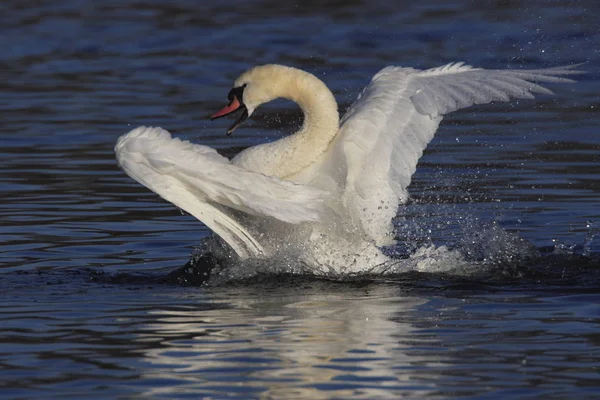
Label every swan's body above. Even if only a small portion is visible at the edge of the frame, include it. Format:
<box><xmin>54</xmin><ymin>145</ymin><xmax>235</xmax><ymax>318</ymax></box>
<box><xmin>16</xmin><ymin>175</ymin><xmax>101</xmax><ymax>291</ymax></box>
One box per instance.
<box><xmin>116</xmin><ymin>63</ymin><xmax>580</xmax><ymax>274</ymax></box>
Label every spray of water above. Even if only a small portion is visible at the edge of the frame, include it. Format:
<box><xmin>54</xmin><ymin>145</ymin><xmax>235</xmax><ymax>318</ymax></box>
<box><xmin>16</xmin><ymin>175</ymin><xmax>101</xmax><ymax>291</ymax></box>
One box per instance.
<box><xmin>172</xmin><ymin>196</ymin><xmax>599</xmax><ymax>285</ymax></box>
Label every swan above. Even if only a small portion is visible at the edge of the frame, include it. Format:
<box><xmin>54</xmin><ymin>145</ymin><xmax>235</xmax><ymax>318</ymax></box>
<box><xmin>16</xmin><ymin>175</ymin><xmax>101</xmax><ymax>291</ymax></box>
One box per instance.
<box><xmin>115</xmin><ymin>63</ymin><xmax>581</xmax><ymax>274</ymax></box>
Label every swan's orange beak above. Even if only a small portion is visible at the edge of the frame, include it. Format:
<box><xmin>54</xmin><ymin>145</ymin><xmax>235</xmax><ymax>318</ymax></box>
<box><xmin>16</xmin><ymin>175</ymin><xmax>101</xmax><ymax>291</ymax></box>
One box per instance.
<box><xmin>211</xmin><ymin>96</ymin><xmax>242</xmax><ymax>119</ymax></box>
<box><xmin>211</xmin><ymin>84</ymin><xmax>250</xmax><ymax>135</ymax></box>
<box><xmin>210</xmin><ymin>93</ymin><xmax>249</xmax><ymax>135</ymax></box>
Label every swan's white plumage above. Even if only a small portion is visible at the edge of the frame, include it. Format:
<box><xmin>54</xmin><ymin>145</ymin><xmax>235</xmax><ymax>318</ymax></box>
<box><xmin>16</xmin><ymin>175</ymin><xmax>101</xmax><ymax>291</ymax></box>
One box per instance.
<box><xmin>116</xmin><ymin>63</ymin><xmax>580</xmax><ymax>272</ymax></box>
<box><xmin>335</xmin><ymin>62</ymin><xmax>579</xmax><ymax>246</ymax></box>
<box><xmin>115</xmin><ymin>126</ymin><xmax>329</xmax><ymax>258</ymax></box>
<box><xmin>408</xmin><ymin>63</ymin><xmax>580</xmax><ymax>116</ymax></box>
<box><xmin>116</xmin><ymin>126</ymin><xmax>326</xmax><ymax>224</ymax></box>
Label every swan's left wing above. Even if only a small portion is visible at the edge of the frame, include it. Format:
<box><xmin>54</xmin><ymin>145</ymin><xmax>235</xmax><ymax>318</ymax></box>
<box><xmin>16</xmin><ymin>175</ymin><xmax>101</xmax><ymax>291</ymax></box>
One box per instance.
<box><xmin>336</xmin><ymin>63</ymin><xmax>581</xmax><ymax>245</ymax></box>
<box><xmin>116</xmin><ymin>127</ymin><xmax>327</xmax><ymax>257</ymax></box>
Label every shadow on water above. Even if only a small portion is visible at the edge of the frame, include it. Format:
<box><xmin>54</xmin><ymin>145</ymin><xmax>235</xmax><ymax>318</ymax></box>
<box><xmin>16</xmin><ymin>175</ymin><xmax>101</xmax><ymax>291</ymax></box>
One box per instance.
<box><xmin>26</xmin><ymin>248</ymin><xmax>599</xmax><ymax>294</ymax></box>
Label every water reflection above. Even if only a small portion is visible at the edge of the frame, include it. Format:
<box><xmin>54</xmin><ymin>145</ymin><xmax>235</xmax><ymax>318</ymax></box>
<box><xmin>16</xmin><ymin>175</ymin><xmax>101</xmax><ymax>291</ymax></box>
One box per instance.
<box><xmin>139</xmin><ymin>284</ymin><xmax>435</xmax><ymax>398</ymax></box>
<box><xmin>2</xmin><ymin>271</ymin><xmax>599</xmax><ymax>398</ymax></box>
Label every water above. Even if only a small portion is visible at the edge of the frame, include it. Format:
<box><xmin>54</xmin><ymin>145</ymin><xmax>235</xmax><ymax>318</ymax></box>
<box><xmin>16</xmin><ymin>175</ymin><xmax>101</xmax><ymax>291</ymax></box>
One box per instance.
<box><xmin>1</xmin><ymin>0</ymin><xmax>600</xmax><ymax>398</ymax></box>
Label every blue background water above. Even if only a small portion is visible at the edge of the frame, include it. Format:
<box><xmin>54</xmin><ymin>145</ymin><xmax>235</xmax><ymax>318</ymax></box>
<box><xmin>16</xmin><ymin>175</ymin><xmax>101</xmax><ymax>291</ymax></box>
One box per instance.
<box><xmin>1</xmin><ymin>1</ymin><xmax>599</xmax><ymax>398</ymax></box>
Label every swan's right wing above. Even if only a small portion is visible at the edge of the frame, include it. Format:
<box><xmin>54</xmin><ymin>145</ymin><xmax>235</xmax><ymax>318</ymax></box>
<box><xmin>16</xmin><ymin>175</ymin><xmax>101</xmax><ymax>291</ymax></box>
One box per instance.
<box><xmin>336</xmin><ymin>63</ymin><xmax>581</xmax><ymax>245</ymax></box>
<box><xmin>116</xmin><ymin>126</ymin><xmax>327</xmax><ymax>258</ymax></box>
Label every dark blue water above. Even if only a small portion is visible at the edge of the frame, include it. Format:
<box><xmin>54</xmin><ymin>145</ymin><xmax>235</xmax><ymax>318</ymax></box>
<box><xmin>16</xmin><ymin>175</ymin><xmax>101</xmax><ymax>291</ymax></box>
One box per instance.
<box><xmin>1</xmin><ymin>1</ymin><xmax>600</xmax><ymax>398</ymax></box>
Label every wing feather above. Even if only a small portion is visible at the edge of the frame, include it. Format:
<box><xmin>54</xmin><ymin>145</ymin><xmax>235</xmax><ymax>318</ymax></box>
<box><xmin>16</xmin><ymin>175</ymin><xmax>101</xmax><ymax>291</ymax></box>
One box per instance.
<box><xmin>116</xmin><ymin>126</ymin><xmax>327</xmax><ymax>225</ymax></box>
<box><xmin>337</xmin><ymin>62</ymin><xmax>582</xmax><ymax>245</ymax></box>
<box><xmin>409</xmin><ymin>63</ymin><xmax>580</xmax><ymax>116</ymax></box>
<box><xmin>116</xmin><ymin>126</ymin><xmax>330</xmax><ymax>257</ymax></box>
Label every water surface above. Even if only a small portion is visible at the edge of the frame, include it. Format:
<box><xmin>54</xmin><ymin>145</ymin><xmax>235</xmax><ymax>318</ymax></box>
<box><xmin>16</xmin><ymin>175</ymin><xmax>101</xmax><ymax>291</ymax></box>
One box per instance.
<box><xmin>1</xmin><ymin>1</ymin><xmax>599</xmax><ymax>398</ymax></box>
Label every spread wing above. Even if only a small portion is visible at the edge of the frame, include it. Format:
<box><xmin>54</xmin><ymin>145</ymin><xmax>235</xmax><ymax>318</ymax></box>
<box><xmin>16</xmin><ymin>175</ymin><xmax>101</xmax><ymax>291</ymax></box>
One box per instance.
<box><xmin>116</xmin><ymin>126</ymin><xmax>327</xmax><ymax>258</ymax></box>
<box><xmin>336</xmin><ymin>62</ymin><xmax>581</xmax><ymax>246</ymax></box>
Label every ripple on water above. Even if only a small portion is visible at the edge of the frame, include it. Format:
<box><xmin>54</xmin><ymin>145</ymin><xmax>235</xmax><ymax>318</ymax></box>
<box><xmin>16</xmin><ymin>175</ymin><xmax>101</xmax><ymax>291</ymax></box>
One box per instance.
<box><xmin>1</xmin><ymin>0</ymin><xmax>600</xmax><ymax>398</ymax></box>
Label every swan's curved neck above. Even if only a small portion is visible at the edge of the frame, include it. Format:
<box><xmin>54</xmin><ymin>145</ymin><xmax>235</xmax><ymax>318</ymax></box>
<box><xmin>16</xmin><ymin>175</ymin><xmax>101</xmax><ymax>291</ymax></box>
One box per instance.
<box><xmin>239</xmin><ymin>66</ymin><xmax>340</xmax><ymax>179</ymax></box>
<box><xmin>282</xmin><ymin>71</ymin><xmax>339</xmax><ymax>177</ymax></box>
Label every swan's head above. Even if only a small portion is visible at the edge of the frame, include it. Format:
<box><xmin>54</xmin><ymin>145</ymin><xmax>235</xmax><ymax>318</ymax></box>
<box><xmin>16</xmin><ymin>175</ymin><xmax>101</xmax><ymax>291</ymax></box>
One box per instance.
<box><xmin>210</xmin><ymin>83</ymin><xmax>249</xmax><ymax>135</ymax></box>
<box><xmin>210</xmin><ymin>65</ymin><xmax>296</xmax><ymax>135</ymax></box>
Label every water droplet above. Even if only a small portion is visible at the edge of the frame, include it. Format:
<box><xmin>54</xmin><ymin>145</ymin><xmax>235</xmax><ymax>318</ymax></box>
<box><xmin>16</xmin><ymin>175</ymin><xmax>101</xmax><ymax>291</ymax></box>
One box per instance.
<box><xmin>583</xmin><ymin>220</ymin><xmax>596</xmax><ymax>257</ymax></box>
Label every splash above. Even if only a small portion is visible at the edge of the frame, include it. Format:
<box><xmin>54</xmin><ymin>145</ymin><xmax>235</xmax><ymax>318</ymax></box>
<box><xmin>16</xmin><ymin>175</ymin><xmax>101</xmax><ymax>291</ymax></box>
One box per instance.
<box><xmin>177</xmin><ymin>217</ymin><xmax>542</xmax><ymax>285</ymax></box>
<box><xmin>168</xmin><ymin>205</ymin><xmax>599</xmax><ymax>286</ymax></box>
<box><xmin>550</xmin><ymin>220</ymin><xmax>597</xmax><ymax>257</ymax></box>
<box><xmin>583</xmin><ymin>220</ymin><xmax>596</xmax><ymax>257</ymax></box>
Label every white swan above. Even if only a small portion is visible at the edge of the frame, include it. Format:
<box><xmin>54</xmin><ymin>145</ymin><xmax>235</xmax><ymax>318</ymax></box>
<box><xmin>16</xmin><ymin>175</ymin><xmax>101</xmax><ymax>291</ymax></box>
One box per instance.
<box><xmin>115</xmin><ymin>63</ymin><xmax>580</xmax><ymax>274</ymax></box>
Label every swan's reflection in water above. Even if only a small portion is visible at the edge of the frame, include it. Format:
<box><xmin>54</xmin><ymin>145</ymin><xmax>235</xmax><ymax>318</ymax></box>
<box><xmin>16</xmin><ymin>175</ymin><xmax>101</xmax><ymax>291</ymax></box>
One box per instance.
<box><xmin>135</xmin><ymin>284</ymin><xmax>440</xmax><ymax>398</ymax></box>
